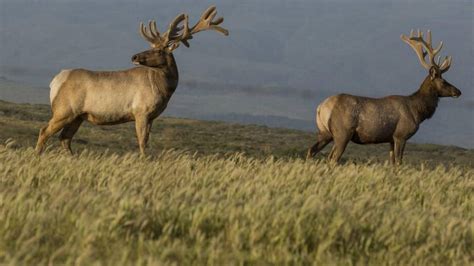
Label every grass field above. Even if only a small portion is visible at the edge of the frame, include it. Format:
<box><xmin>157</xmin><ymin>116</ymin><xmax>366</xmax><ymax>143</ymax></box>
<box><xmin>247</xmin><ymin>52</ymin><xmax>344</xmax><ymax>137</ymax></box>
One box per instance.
<box><xmin>0</xmin><ymin>100</ymin><xmax>473</xmax><ymax>264</ymax></box>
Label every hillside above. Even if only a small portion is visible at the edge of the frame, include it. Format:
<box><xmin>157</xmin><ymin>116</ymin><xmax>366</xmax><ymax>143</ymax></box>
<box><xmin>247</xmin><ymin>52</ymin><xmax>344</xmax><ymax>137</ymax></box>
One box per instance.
<box><xmin>0</xmin><ymin>100</ymin><xmax>472</xmax><ymax>167</ymax></box>
<box><xmin>0</xmin><ymin>100</ymin><xmax>473</xmax><ymax>264</ymax></box>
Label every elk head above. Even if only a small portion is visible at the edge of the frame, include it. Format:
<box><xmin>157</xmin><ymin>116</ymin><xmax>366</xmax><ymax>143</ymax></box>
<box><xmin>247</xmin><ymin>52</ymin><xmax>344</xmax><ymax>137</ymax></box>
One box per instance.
<box><xmin>131</xmin><ymin>6</ymin><xmax>229</xmax><ymax>68</ymax></box>
<box><xmin>401</xmin><ymin>30</ymin><xmax>461</xmax><ymax>98</ymax></box>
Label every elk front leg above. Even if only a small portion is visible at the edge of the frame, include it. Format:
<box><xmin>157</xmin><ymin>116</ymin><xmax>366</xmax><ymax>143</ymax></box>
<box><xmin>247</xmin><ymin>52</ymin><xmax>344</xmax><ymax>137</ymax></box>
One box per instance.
<box><xmin>306</xmin><ymin>133</ymin><xmax>332</xmax><ymax>160</ymax></box>
<box><xmin>393</xmin><ymin>138</ymin><xmax>406</xmax><ymax>166</ymax></box>
<box><xmin>135</xmin><ymin>117</ymin><xmax>151</xmax><ymax>155</ymax></box>
<box><xmin>389</xmin><ymin>142</ymin><xmax>395</xmax><ymax>165</ymax></box>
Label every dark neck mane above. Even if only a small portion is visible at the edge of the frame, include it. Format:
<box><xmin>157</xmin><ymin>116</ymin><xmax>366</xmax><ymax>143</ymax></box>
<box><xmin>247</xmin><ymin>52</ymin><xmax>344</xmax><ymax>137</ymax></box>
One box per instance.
<box><xmin>165</xmin><ymin>53</ymin><xmax>179</xmax><ymax>83</ymax></box>
<box><xmin>409</xmin><ymin>76</ymin><xmax>439</xmax><ymax>123</ymax></box>
<box><xmin>141</xmin><ymin>54</ymin><xmax>179</xmax><ymax>99</ymax></box>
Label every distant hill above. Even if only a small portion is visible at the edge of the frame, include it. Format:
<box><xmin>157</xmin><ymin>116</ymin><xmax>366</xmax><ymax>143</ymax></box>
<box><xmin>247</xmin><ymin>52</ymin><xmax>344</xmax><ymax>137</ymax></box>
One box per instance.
<box><xmin>0</xmin><ymin>78</ymin><xmax>49</xmax><ymax>104</ymax></box>
<box><xmin>201</xmin><ymin>113</ymin><xmax>314</xmax><ymax>132</ymax></box>
<box><xmin>0</xmin><ymin>100</ymin><xmax>472</xmax><ymax>167</ymax></box>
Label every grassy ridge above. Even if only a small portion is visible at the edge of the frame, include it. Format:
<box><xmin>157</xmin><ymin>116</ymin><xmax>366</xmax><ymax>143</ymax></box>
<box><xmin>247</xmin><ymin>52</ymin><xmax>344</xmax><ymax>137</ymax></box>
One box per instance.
<box><xmin>0</xmin><ymin>145</ymin><xmax>472</xmax><ymax>264</ymax></box>
<box><xmin>0</xmin><ymin>100</ymin><xmax>473</xmax><ymax>264</ymax></box>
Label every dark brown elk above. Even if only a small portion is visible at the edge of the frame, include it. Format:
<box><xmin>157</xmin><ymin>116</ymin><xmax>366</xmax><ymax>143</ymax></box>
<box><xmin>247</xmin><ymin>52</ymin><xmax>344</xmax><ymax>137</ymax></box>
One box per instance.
<box><xmin>35</xmin><ymin>6</ymin><xmax>228</xmax><ymax>155</ymax></box>
<box><xmin>306</xmin><ymin>30</ymin><xmax>461</xmax><ymax>165</ymax></box>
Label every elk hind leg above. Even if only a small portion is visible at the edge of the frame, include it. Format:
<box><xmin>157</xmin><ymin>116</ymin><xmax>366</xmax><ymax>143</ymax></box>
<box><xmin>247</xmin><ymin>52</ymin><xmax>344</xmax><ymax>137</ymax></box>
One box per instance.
<box><xmin>306</xmin><ymin>132</ymin><xmax>332</xmax><ymax>159</ymax></box>
<box><xmin>59</xmin><ymin>117</ymin><xmax>83</xmax><ymax>155</ymax></box>
<box><xmin>328</xmin><ymin>135</ymin><xmax>350</xmax><ymax>164</ymax></box>
<box><xmin>36</xmin><ymin>116</ymin><xmax>74</xmax><ymax>154</ymax></box>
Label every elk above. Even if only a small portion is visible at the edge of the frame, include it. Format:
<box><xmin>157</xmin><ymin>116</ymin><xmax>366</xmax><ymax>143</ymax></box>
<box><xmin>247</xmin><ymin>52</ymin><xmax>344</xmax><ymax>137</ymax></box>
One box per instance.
<box><xmin>306</xmin><ymin>30</ymin><xmax>461</xmax><ymax>165</ymax></box>
<box><xmin>35</xmin><ymin>6</ymin><xmax>228</xmax><ymax>155</ymax></box>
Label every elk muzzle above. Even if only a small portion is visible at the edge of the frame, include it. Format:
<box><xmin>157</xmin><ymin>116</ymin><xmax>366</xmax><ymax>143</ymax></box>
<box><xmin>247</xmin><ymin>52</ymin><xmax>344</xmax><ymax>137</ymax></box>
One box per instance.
<box><xmin>446</xmin><ymin>82</ymin><xmax>461</xmax><ymax>98</ymax></box>
<box><xmin>435</xmin><ymin>78</ymin><xmax>462</xmax><ymax>98</ymax></box>
<box><xmin>451</xmin><ymin>87</ymin><xmax>462</xmax><ymax>98</ymax></box>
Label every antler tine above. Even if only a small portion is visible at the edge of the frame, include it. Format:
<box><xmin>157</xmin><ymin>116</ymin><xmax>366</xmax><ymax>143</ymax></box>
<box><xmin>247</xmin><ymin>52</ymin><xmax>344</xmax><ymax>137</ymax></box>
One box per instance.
<box><xmin>162</xmin><ymin>13</ymin><xmax>187</xmax><ymax>43</ymax></box>
<box><xmin>190</xmin><ymin>5</ymin><xmax>229</xmax><ymax>36</ymax></box>
<box><xmin>149</xmin><ymin>20</ymin><xmax>160</xmax><ymax>39</ymax></box>
<box><xmin>426</xmin><ymin>30</ymin><xmax>443</xmax><ymax>58</ymax></box>
<box><xmin>439</xmin><ymin>56</ymin><xmax>452</xmax><ymax>73</ymax></box>
<box><xmin>139</xmin><ymin>20</ymin><xmax>164</xmax><ymax>47</ymax></box>
<box><xmin>417</xmin><ymin>30</ymin><xmax>443</xmax><ymax>65</ymax></box>
<box><xmin>432</xmin><ymin>41</ymin><xmax>443</xmax><ymax>56</ymax></box>
<box><xmin>427</xmin><ymin>30</ymin><xmax>434</xmax><ymax>57</ymax></box>
<box><xmin>179</xmin><ymin>16</ymin><xmax>191</xmax><ymax>47</ymax></box>
<box><xmin>211</xmin><ymin>17</ymin><xmax>224</xmax><ymax>25</ymax></box>
<box><xmin>169</xmin><ymin>13</ymin><xmax>187</xmax><ymax>33</ymax></box>
<box><xmin>140</xmin><ymin>22</ymin><xmax>156</xmax><ymax>44</ymax></box>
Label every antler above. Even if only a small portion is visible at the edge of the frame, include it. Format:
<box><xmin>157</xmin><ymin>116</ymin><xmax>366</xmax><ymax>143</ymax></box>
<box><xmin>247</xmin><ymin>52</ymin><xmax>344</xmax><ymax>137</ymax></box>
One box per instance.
<box><xmin>190</xmin><ymin>6</ymin><xmax>229</xmax><ymax>36</ymax></box>
<box><xmin>140</xmin><ymin>6</ymin><xmax>229</xmax><ymax>51</ymax></box>
<box><xmin>139</xmin><ymin>13</ymin><xmax>187</xmax><ymax>48</ymax></box>
<box><xmin>139</xmin><ymin>6</ymin><xmax>228</xmax><ymax>50</ymax></box>
<box><xmin>401</xmin><ymin>29</ymin><xmax>452</xmax><ymax>73</ymax></box>
<box><xmin>168</xmin><ymin>6</ymin><xmax>229</xmax><ymax>48</ymax></box>
<box><xmin>140</xmin><ymin>20</ymin><xmax>162</xmax><ymax>48</ymax></box>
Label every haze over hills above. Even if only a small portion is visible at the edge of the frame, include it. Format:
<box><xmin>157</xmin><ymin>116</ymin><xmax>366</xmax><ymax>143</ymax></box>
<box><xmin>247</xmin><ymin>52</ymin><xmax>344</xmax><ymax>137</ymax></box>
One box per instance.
<box><xmin>0</xmin><ymin>0</ymin><xmax>472</xmax><ymax>147</ymax></box>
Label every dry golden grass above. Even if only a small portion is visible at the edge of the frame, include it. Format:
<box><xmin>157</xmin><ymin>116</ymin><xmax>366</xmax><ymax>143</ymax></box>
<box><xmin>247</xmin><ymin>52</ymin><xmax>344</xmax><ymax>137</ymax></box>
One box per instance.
<box><xmin>0</xmin><ymin>142</ymin><xmax>472</xmax><ymax>265</ymax></box>
<box><xmin>1</xmin><ymin>100</ymin><xmax>473</xmax><ymax>264</ymax></box>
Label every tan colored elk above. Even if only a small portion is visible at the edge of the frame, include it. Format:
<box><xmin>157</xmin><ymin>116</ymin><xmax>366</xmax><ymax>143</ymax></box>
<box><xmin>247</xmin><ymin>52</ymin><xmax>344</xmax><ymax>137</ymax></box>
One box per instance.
<box><xmin>306</xmin><ymin>30</ymin><xmax>461</xmax><ymax>165</ymax></box>
<box><xmin>35</xmin><ymin>6</ymin><xmax>228</xmax><ymax>155</ymax></box>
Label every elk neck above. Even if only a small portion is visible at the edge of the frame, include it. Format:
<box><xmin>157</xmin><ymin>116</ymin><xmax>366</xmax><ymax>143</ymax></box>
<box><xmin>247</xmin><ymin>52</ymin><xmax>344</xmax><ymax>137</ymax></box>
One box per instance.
<box><xmin>409</xmin><ymin>76</ymin><xmax>439</xmax><ymax>123</ymax></box>
<box><xmin>146</xmin><ymin>53</ymin><xmax>179</xmax><ymax>99</ymax></box>
<box><xmin>166</xmin><ymin>53</ymin><xmax>179</xmax><ymax>82</ymax></box>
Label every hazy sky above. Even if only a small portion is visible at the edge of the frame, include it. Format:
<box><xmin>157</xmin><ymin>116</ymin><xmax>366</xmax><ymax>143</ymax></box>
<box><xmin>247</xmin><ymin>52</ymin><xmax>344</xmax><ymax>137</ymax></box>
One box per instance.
<box><xmin>0</xmin><ymin>0</ymin><xmax>472</xmax><ymax>147</ymax></box>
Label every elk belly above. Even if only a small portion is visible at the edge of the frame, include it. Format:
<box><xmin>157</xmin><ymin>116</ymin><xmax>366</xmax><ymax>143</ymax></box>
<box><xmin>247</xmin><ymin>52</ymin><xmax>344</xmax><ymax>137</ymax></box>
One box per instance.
<box><xmin>353</xmin><ymin>114</ymin><xmax>398</xmax><ymax>144</ymax></box>
<box><xmin>82</xmin><ymin>112</ymin><xmax>135</xmax><ymax>125</ymax></box>
<box><xmin>82</xmin><ymin>96</ymin><xmax>136</xmax><ymax>125</ymax></box>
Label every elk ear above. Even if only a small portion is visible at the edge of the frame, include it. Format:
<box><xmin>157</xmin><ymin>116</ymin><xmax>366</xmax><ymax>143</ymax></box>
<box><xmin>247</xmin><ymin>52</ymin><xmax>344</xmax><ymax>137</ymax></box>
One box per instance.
<box><xmin>429</xmin><ymin>66</ymin><xmax>437</xmax><ymax>81</ymax></box>
<box><xmin>166</xmin><ymin>42</ymin><xmax>180</xmax><ymax>52</ymax></box>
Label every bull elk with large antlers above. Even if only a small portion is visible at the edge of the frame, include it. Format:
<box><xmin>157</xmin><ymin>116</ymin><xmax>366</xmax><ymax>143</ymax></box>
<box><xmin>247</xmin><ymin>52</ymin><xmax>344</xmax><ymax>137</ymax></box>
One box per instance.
<box><xmin>35</xmin><ymin>6</ymin><xmax>228</xmax><ymax>155</ymax></box>
<box><xmin>306</xmin><ymin>30</ymin><xmax>461</xmax><ymax>165</ymax></box>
